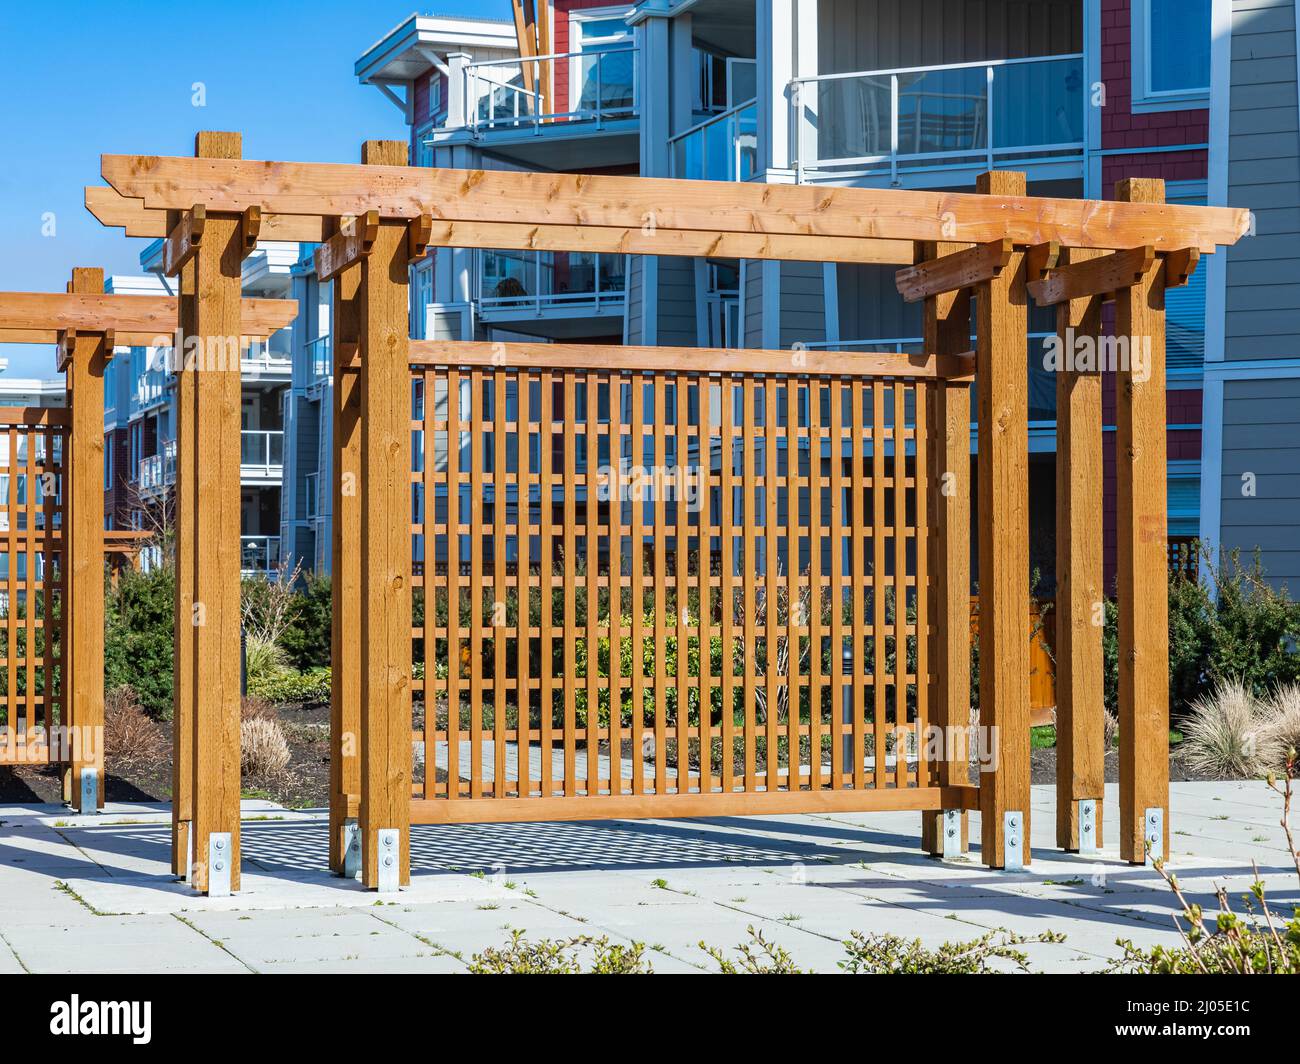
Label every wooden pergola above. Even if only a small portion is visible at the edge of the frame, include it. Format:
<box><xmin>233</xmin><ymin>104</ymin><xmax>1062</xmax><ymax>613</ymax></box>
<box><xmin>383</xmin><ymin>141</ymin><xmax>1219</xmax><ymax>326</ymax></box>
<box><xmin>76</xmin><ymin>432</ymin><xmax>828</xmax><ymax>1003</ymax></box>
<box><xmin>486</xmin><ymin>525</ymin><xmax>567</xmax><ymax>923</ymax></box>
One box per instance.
<box><xmin>0</xmin><ymin>270</ymin><xmax>293</xmax><ymax>827</ymax></box>
<box><xmin>86</xmin><ymin>133</ymin><xmax>1248</xmax><ymax>893</ymax></box>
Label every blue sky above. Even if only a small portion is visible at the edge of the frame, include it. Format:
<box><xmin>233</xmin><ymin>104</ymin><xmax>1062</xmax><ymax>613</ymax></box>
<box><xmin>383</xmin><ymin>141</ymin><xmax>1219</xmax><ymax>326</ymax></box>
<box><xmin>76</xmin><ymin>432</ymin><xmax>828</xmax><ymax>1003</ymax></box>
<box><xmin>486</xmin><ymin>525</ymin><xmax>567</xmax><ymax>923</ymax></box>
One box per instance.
<box><xmin>0</xmin><ymin>1</ymin><xmax>486</xmax><ymax>376</ymax></box>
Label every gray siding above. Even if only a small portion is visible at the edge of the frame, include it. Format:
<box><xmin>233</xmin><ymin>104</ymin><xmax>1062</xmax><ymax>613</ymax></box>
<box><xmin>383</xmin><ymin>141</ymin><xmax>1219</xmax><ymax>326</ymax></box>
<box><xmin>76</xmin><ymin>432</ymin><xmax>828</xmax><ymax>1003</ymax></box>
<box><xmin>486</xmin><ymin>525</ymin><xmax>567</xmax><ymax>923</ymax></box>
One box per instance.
<box><xmin>1219</xmin><ymin>376</ymin><xmax>1300</xmax><ymax>593</ymax></box>
<box><xmin>743</xmin><ymin>260</ymin><xmax>765</xmax><ymax>348</ymax></box>
<box><xmin>779</xmin><ymin>262</ymin><xmax>828</xmax><ymax>348</ymax></box>
<box><xmin>1227</xmin><ymin>0</ymin><xmax>1300</xmax><ymax>360</ymax></box>
<box><xmin>626</xmin><ymin>255</ymin><xmax>645</xmax><ymax>345</ymax></box>
<box><xmin>837</xmin><ymin>264</ymin><xmax>922</xmax><ymax>342</ymax></box>
<box><xmin>656</xmin><ymin>256</ymin><xmax>698</xmax><ymax>346</ymax></box>
<box><xmin>818</xmin><ymin>0</ymin><xmax>1081</xmax><ymax>74</ymax></box>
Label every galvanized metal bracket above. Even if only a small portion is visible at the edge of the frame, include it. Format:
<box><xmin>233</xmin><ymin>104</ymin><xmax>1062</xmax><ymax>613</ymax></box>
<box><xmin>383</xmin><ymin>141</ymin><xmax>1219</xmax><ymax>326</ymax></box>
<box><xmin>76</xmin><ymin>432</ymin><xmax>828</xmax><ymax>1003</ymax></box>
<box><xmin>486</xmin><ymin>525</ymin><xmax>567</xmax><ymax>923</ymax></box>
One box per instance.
<box><xmin>78</xmin><ymin>768</ymin><xmax>98</xmax><ymax>814</ymax></box>
<box><xmin>208</xmin><ymin>832</ymin><xmax>232</xmax><ymax>898</ymax></box>
<box><xmin>342</xmin><ymin>819</ymin><xmax>362</xmax><ymax>879</ymax></box>
<box><xmin>1144</xmin><ymin>807</ymin><xmax>1164</xmax><ymax>867</ymax></box>
<box><xmin>377</xmin><ymin>828</ymin><xmax>400</xmax><ymax>893</ymax></box>
<box><xmin>1078</xmin><ymin>799</ymin><xmax>1098</xmax><ymax>855</ymax></box>
<box><xmin>1003</xmin><ymin>811</ymin><xmax>1025</xmax><ymax>871</ymax></box>
<box><xmin>942</xmin><ymin>809</ymin><xmax>963</xmax><ymax>859</ymax></box>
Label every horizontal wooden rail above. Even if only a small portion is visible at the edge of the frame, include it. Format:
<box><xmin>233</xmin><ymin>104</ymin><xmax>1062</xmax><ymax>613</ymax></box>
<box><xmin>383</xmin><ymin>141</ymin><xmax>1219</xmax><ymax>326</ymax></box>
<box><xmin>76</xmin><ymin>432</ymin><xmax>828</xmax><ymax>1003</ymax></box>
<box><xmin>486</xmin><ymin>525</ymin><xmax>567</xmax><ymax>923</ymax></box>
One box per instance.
<box><xmin>100</xmin><ymin>157</ymin><xmax>1249</xmax><ymax>252</ymax></box>
<box><xmin>0</xmin><ymin>292</ymin><xmax>297</xmax><ymax>344</ymax></box>
<box><xmin>408</xmin><ymin>340</ymin><xmax>974</xmax><ymax>380</ymax></box>
<box><xmin>0</xmin><ymin>406</ymin><xmax>70</xmax><ymax>425</ymax></box>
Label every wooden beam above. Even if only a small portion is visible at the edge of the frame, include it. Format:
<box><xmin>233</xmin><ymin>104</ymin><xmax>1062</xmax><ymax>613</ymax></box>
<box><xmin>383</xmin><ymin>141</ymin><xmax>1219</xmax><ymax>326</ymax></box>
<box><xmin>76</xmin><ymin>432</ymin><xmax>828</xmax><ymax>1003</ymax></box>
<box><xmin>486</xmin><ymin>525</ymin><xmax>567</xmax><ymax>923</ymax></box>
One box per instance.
<box><xmin>975</xmin><ymin>171</ymin><xmax>1032</xmax><ymax>870</ymax></box>
<box><xmin>1114</xmin><ymin>178</ymin><xmax>1170</xmax><ymax>865</ymax></box>
<box><xmin>0</xmin><ymin>292</ymin><xmax>296</xmax><ymax>342</ymax></box>
<box><xmin>161</xmin><ymin>205</ymin><xmax>205</xmax><ymax>277</ymax></box>
<box><xmin>918</xmin><ymin>238</ymin><xmax>973</xmax><ymax>858</ymax></box>
<box><xmin>314</xmin><ymin>211</ymin><xmax>379</xmax><ymax>281</ymax></box>
<box><xmin>407</xmin><ymin>214</ymin><xmax>432</xmax><ymax>263</ymax></box>
<box><xmin>1026</xmin><ymin>240</ymin><xmax>1061</xmax><ymax>281</ymax></box>
<box><xmin>241</xmin><ymin>205</ymin><xmax>262</xmax><ymax>252</ymax></box>
<box><xmin>511</xmin><ymin>0</ymin><xmax>538</xmax><ymax>99</ymax></box>
<box><xmin>408</xmin><ymin>340</ymin><xmax>974</xmax><ymax>380</ymax></box>
<box><xmin>357</xmin><ymin>140</ymin><xmax>413</xmax><ymax>889</ymax></box>
<box><xmin>66</xmin><ymin>267</ymin><xmax>107</xmax><ymax>813</ymax></box>
<box><xmin>1164</xmin><ymin>247</ymin><xmax>1200</xmax><ymax>288</ymax></box>
<box><xmin>1054</xmin><ymin>246</ymin><xmax>1106</xmax><ymax>852</ymax></box>
<box><xmin>896</xmin><ymin>238</ymin><xmax>1013</xmax><ymax>302</ymax></box>
<box><xmin>329</xmin><ymin>215</ymin><xmax>363</xmax><ymax>876</ymax></box>
<box><xmin>1027</xmin><ymin>245</ymin><xmax>1155</xmax><ymax>306</ymax></box>
<box><xmin>86</xmin><ymin>185</ymin><xmax>327</xmax><ymax>242</ymax></box>
<box><xmin>187</xmin><ymin>130</ymin><xmax>245</xmax><ymax>895</ymax></box>
<box><xmin>100</xmin><ymin>157</ymin><xmax>1251</xmax><ymax>253</ymax></box>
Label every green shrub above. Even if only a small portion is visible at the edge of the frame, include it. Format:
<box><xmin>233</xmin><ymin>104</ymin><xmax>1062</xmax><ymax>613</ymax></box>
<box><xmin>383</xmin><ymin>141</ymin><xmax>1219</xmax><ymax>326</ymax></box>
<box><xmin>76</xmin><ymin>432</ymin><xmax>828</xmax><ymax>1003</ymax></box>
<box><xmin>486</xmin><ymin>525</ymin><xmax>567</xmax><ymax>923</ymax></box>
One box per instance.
<box><xmin>468</xmin><ymin>929</ymin><xmax>653</xmax><ymax>974</ymax></box>
<box><xmin>105</xmin><ymin>566</ymin><xmax>175</xmax><ymax>718</ymax></box>
<box><xmin>248</xmin><ymin>665</ymin><xmax>331</xmax><ymax>706</ymax></box>
<box><xmin>279</xmin><ymin>572</ymin><xmax>332</xmax><ymax>670</ymax></box>
<box><xmin>840</xmin><ymin>928</ymin><xmax>1065</xmax><ymax>974</ymax></box>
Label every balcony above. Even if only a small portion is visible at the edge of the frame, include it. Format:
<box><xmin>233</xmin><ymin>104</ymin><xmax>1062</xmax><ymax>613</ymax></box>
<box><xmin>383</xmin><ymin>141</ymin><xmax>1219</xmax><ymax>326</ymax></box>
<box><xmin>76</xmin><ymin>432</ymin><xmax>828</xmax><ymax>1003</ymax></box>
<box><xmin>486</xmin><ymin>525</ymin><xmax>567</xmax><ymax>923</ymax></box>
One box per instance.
<box><xmin>464</xmin><ymin>44</ymin><xmax>637</xmax><ymax>136</ymax></box>
<box><xmin>669</xmin><ymin>99</ymin><xmax>758</xmax><ymax>182</ymax></box>
<box><xmin>475</xmin><ymin>249</ymin><xmax>626</xmax><ymax>331</ymax></box>
<box><xmin>790</xmin><ymin>54</ymin><xmax>1086</xmax><ymax>184</ymax></box>
<box><xmin>306</xmin><ymin>335</ymin><xmax>332</xmax><ymax>390</ymax></box>
<box><xmin>241</xmin><ymin>535</ymin><xmax>282</xmax><ymax>576</ymax></box>
<box><xmin>137</xmin><ymin>440</ymin><xmax>176</xmax><ymax>497</ymax></box>
<box><xmin>240</xmin><ymin>430</ymin><xmax>284</xmax><ymax>482</ymax></box>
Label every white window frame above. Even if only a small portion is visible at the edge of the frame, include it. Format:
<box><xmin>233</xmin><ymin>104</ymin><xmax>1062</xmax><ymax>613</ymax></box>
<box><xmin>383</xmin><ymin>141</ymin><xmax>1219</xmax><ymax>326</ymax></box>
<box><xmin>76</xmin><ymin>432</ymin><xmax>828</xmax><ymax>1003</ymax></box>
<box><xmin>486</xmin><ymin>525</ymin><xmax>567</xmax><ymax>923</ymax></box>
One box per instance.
<box><xmin>568</xmin><ymin>6</ymin><xmax>634</xmax><ymax>115</ymax></box>
<box><xmin>1131</xmin><ymin>0</ymin><xmax>1211</xmax><ymax>113</ymax></box>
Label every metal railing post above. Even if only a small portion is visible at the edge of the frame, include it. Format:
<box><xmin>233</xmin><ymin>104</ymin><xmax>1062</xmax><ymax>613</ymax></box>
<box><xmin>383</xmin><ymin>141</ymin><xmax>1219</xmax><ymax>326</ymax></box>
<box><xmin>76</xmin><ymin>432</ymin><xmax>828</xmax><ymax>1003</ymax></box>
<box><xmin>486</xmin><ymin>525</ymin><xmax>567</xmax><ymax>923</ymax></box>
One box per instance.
<box><xmin>986</xmin><ymin>65</ymin><xmax>995</xmax><ymax>171</ymax></box>
<box><xmin>890</xmin><ymin>75</ymin><xmax>899</xmax><ymax>185</ymax></box>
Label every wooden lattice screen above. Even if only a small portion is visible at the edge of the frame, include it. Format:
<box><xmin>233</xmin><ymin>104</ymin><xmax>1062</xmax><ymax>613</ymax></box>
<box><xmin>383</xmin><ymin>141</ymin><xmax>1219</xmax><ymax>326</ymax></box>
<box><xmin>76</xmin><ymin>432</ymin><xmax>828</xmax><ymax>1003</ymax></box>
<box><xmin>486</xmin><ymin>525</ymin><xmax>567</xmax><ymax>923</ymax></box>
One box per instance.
<box><xmin>409</xmin><ymin>353</ymin><xmax>960</xmax><ymax>822</ymax></box>
<box><xmin>0</xmin><ymin>408</ymin><xmax>66</xmax><ymax>765</ymax></box>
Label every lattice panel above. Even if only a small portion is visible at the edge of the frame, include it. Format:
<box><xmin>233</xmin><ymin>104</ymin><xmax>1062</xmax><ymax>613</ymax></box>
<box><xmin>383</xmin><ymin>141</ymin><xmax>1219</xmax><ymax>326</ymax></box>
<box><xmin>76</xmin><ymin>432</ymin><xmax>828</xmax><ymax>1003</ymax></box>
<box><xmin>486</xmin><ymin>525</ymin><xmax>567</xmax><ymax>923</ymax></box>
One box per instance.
<box><xmin>410</xmin><ymin>367</ymin><xmax>933</xmax><ymax>803</ymax></box>
<box><xmin>0</xmin><ymin>410</ymin><xmax>66</xmax><ymax>764</ymax></box>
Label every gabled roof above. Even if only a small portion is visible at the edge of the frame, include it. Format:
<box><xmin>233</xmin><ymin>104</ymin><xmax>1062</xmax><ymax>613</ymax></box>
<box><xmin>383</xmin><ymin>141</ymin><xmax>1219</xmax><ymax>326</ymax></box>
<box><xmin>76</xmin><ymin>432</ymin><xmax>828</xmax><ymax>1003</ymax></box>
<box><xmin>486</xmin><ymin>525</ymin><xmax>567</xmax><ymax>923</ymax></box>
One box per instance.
<box><xmin>356</xmin><ymin>13</ymin><xmax>518</xmax><ymax>84</ymax></box>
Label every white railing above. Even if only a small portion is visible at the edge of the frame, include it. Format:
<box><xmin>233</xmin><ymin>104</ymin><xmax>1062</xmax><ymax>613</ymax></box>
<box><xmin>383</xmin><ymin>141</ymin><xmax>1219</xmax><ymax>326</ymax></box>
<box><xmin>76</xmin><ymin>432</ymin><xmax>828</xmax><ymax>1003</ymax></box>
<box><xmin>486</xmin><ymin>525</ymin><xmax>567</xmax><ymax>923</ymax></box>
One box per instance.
<box><xmin>137</xmin><ymin>439</ymin><xmax>177</xmax><ymax>493</ymax></box>
<box><xmin>240</xmin><ymin>430</ymin><xmax>284</xmax><ymax>477</ymax></box>
<box><xmin>465</xmin><ymin>44</ymin><xmax>637</xmax><ymax>135</ymax></box>
<box><xmin>241</xmin><ymin>535</ymin><xmax>281</xmax><ymax>575</ymax></box>
<box><xmin>475</xmin><ymin>249</ymin><xmax>626</xmax><ymax>315</ymax></box>
<box><xmin>790</xmin><ymin>53</ymin><xmax>1085</xmax><ymax>182</ymax></box>
<box><xmin>669</xmin><ymin>99</ymin><xmax>758</xmax><ymax>181</ymax></box>
<box><xmin>304</xmin><ymin>471</ymin><xmax>319</xmax><ymax>522</ymax></box>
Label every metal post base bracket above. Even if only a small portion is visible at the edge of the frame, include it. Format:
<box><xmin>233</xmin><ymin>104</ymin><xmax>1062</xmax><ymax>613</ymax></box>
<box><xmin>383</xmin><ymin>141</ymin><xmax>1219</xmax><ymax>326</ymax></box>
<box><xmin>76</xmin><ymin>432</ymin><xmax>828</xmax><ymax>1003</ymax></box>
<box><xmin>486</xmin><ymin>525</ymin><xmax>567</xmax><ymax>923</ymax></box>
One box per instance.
<box><xmin>208</xmin><ymin>832</ymin><xmax>233</xmax><ymax>898</ymax></box>
<box><xmin>1144</xmin><ymin>807</ymin><xmax>1164</xmax><ymax>867</ymax></box>
<box><xmin>1079</xmin><ymin>799</ymin><xmax>1098</xmax><ymax>855</ymax></box>
<box><xmin>1003</xmin><ymin>811</ymin><xmax>1026</xmax><ymax>871</ymax></box>
<box><xmin>78</xmin><ymin>768</ymin><xmax>99</xmax><ymax>814</ymax></box>
<box><xmin>342</xmin><ymin>820</ymin><xmax>362</xmax><ymax>879</ymax></box>
<box><xmin>377</xmin><ymin>828</ymin><xmax>400</xmax><ymax>893</ymax></box>
<box><xmin>942</xmin><ymin>809</ymin><xmax>963</xmax><ymax>860</ymax></box>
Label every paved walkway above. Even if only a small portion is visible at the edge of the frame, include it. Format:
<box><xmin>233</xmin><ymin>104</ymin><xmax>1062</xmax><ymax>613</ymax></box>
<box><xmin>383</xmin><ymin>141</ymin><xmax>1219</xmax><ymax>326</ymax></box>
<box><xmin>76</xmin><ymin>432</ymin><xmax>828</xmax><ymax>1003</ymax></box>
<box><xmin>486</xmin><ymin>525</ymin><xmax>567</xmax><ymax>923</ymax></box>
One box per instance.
<box><xmin>0</xmin><ymin>782</ymin><xmax>1295</xmax><ymax>973</ymax></box>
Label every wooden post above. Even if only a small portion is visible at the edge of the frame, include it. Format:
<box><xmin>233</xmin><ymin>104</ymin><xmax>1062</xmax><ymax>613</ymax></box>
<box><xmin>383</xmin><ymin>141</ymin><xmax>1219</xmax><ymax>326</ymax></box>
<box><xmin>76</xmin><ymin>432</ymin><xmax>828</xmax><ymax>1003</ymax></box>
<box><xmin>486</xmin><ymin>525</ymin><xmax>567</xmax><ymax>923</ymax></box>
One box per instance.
<box><xmin>172</xmin><ymin>252</ymin><xmax>197</xmax><ymax>874</ymax></box>
<box><xmin>66</xmin><ymin>267</ymin><xmax>107</xmax><ymax>812</ymax></box>
<box><xmin>1054</xmin><ymin>246</ymin><xmax>1106</xmax><ymax>851</ymax></box>
<box><xmin>357</xmin><ymin>140</ymin><xmax>413</xmax><ymax>889</ymax></box>
<box><xmin>1115</xmin><ymin>178</ymin><xmax>1170</xmax><ymax>864</ymax></box>
<box><xmin>975</xmin><ymin>170</ymin><xmax>1031</xmax><ymax>869</ymax></box>
<box><xmin>186</xmin><ymin>130</ymin><xmax>245</xmax><ymax>893</ymax></box>
<box><xmin>918</xmin><ymin>241</ymin><xmax>972</xmax><ymax>856</ymax></box>
<box><xmin>328</xmin><ymin>232</ymin><xmax>363</xmax><ymax>874</ymax></box>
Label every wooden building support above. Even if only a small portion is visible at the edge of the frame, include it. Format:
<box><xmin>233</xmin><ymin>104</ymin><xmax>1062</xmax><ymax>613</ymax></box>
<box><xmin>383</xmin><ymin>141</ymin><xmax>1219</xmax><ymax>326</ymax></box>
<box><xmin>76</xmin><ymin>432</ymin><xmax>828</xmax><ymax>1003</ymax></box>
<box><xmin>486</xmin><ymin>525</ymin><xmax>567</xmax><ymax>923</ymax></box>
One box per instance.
<box><xmin>918</xmin><ymin>240</ymin><xmax>973</xmax><ymax>858</ymax></box>
<box><xmin>1054</xmin><ymin>246</ymin><xmax>1107</xmax><ymax>851</ymax></box>
<box><xmin>1114</xmin><ymin>178</ymin><xmax>1171</xmax><ymax>864</ymax></box>
<box><xmin>356</xmin><ymin>140</ymin><xmax>413</xmax><ymax>889</ymax></box>
<box><xmin>175</xmin><ymin>131</ymin><xmax>249</xmax><ymax>894</ymax></box>
<box><xmin>65</xmin><ymin>267</ymin><xmax>108</xmax><ymax>812</ymax></box>
<box><xmin>327</xmin><ymin>232</ymin><xmax>364</xmax><ymax>875</ymax></box>
<box><xmin>975</xmin><ymin>171</ymin><xmax>1032</xmax><ymax>869</ymax></box>
<box><xmin>896</xmin><ymin>238</ymin><xmax>1013</xmax><ymax>302</ymax></box>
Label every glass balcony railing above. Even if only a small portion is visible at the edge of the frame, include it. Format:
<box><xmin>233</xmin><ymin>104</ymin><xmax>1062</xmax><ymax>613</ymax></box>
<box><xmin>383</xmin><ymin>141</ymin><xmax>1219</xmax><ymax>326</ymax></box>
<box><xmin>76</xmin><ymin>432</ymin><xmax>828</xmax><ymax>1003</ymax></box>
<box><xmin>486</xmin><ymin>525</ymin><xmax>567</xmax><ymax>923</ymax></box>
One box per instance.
<box><xmin>307</xmin><ymin>334</ymin><xmax>332</xmax><ymax>385</ymax></box>
<box><xmin>137</xmin><ymin>439</ymin><xmax>177</xmax><ymax>494</ymax></box>
<box><xmin>241</xmin><ymin>535</ymin><xmax>281</xmax><ymax>575</ymax></box>
<box><xmin>790</xmin><ymin>54</ymin><xmax>1086</xmax><ymax>181</ymax></box>
<box><xmin>669</xmin><ymin>99</ymin><xmax>758</xmax><ymax>182</ymax></box>
<box><xmin>240</xmin><ymin>430</ymin><xmax>284</xmax><ymax>476</ymax></box>
<box><xmin>475</xmin><ymin>249</ymin><xmax>626</xmax><ymax>315</ymax></box>
<box><xmin>464</xmin><ymin>44</ymin><xmax>637</xmax><ymax>135</ymax></box>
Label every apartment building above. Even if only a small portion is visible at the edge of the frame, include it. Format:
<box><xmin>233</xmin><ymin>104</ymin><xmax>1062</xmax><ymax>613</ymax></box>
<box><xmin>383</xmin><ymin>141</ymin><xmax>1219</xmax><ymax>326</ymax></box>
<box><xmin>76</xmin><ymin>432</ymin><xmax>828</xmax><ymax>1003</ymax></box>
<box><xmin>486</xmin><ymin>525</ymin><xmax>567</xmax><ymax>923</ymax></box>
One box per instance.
<box><xmin>277</xmin><ymin>1</ymin><xmax>1290</xmax><ymax>598</ymax></box>
<box><xmin>104</xmin><ymin>243</ymin><xmax>298</xmax><ymax>574</ymax></box>
<box><xmin>1200</xmin><ymin>0</ymin><xmax>1300</xmax><ymax>595</ymax></box>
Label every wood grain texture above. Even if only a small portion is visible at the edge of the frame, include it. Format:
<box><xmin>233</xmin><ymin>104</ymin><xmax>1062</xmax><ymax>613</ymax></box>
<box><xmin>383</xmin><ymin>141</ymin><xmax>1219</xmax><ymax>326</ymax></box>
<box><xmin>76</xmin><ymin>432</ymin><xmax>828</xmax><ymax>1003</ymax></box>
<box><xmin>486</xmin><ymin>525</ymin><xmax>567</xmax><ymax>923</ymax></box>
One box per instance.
<box><xmin>976</xmin><ymin>171</ymin><xmax>1031</xmax><ymax>870</ymax></box>
<box><xmin>0</xmin><ymin>292</ymin><xmax>294</xmax><ymax>341</ymax></box>
<box><xmin>1114</xmin><ymin>179</ymin><xmax>1170</xmax><ymax>865</ymax></box>
<box><xmin>357</xmin><ymin>140</ymin><xmax>413</xmax><ymax>889</ymax></box>
<box><xmin>1054</xmin><ymin>246</ymin><xmax>1107</xmax><ymax>852</ymax></box>
<box><xmin>1027</xmin><ymin>245</ymin><xmax>1156</xmax><ymax>305</ymax></box>
<box><xmin>100</xmin><ymin>157</ymin><xmax>1249</xmax><ymax>252</ymax></box>
<box><xmin>171</xmin><ymin>253</ymin><xmax>196</xmax><ymax>875</ymax></box>
<box><xmin>896</xmin><ymin>238</ymin><xmax>1013</xmax><ymax>302</ymax></box>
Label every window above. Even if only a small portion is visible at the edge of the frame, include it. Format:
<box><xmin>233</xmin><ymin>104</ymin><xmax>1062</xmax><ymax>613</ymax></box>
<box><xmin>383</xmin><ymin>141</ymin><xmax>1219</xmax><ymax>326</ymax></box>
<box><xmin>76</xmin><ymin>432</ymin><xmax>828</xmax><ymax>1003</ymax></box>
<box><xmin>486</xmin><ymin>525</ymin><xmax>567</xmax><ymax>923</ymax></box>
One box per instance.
<box><xmin>570</xmin><ymin>9</ymin><xmax>635</xmax><ymax>116</ymax></box>
<box><xmin>1132</xmin><ymin>0</ymin><xmax>1211</xmax><ymax>111</ymax></box>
